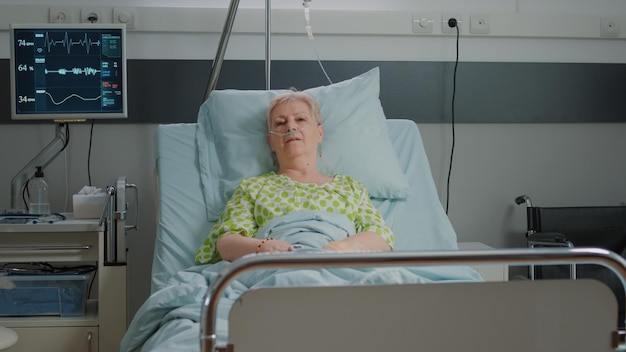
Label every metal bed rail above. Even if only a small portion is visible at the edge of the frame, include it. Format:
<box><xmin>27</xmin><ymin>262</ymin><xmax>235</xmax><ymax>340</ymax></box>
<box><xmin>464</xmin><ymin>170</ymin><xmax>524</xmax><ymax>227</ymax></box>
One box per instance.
<box><xmin>204</xmin><ymin>0</ymin><xmax>273</xmax><ymax>102</ymax></box>
<box><xmin>200</xmin><ymin>247</ymin><xmax>626</xmax><ymax>352</ymax></box>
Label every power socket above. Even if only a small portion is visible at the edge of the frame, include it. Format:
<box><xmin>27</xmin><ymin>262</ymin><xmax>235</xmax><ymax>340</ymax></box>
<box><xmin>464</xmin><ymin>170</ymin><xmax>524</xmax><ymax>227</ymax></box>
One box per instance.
<box><xmin>442</xmin><ymin>13</ymin><xmax>462</xmax><ymax>34</ymax></box>
<box><xmin>412</xmin><ymin>13</ymin><xmax>435</xmax><ymax>34</ymax></box>
<box><xmin>81</xmin><ymin>7</ymin><xmax>110</xmax><ymax>24</ymax></box>
<box><xmin>470</xmin><ymin>14</ymin><xmax>489</xmax><ymax>35</ymax></box>
<box><xmin>114</xmin><ymin>7</ymin><xmax>137</xmax><ymax>30</ymax></box>
<box><xmin>600</xmin><ymin>18</ymin><xmax>620</xmax><ymax>37</ymax></box>
<box><xmin>49</xmin><ymin>6</ymin><xmax>73</xmax><ymax>23</ymax></box>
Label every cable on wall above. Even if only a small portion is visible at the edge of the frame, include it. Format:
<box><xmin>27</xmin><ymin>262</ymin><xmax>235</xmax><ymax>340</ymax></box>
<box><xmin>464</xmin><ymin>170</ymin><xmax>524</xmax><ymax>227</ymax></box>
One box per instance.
<box><xmin>64</xmin><ymin>138</ymin><xmax>70</xmax><ymax>211</ymax></box>
<box><xmin>445</xmin><ymin>18</ymin><xmax>459</xmax><ymax>215</ymax></box>
<box><xmin>63</xmin><ymin>125</ymin><xmax>71</xmax><ymax>211</ymax></box>
<box><xmin>88</xmin><ymin>120</ymin><xmax>95</xmax><ymax>186</ymax></box>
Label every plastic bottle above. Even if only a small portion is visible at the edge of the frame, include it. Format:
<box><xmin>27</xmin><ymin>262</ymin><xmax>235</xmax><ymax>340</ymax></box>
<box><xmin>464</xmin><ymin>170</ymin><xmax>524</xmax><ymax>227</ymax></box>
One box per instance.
<box><xmin>29</xmin><ymin>166</ymin><xmax>50</xmax><ymax>215</ymax></box>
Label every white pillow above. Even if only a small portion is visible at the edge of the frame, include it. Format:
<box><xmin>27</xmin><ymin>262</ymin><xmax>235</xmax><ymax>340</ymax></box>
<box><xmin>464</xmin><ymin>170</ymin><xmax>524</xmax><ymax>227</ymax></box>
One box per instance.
<box><xmin>197</xmin><ymin>67</ymin><xmax>409</xmax><ymax>221</ymax></box>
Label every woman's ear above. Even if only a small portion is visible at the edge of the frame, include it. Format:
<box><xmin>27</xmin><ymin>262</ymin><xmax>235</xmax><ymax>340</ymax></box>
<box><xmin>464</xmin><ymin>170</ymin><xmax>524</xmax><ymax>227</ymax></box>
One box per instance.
<box><xmin>267</xmin><ymin>133</ymin><xmax>275</xmax><ymax>152</ymax></box>
<box><xmin>318</xmin><ymin>124</ymin><xmax>324</xmax><ymax>143</ymax></box>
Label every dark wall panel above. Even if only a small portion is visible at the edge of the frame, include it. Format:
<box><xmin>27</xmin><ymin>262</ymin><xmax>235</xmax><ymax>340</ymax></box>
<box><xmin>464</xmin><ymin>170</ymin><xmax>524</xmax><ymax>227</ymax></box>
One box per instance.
<box><xmin>2</xmin><ymin>59</ymin><xmax>625</xmax><ymax>124</ymax></box>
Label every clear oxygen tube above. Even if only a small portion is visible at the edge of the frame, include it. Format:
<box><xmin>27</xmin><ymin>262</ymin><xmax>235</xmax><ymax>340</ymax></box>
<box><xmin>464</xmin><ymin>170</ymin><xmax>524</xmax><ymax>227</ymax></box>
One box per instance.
<box><xmin>268</xmin><ymin>125</ymin><xmax>308</xmax><ymax>136</ymax></box>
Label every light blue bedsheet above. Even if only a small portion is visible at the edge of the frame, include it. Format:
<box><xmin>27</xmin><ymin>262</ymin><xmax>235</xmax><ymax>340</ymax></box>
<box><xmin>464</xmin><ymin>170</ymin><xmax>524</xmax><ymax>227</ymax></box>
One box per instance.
<box><xmin>122</xmin><ymin>212</ymin><xmax>482</xmax><ymax>352</ymax></box>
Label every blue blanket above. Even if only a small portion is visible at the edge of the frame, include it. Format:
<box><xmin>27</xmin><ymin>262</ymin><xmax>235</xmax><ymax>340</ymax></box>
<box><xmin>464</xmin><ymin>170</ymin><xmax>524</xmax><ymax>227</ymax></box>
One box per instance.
<box><xmin>255</xmin><ymin>210</ymin><xmax>354</xmax><ymax>248</ymax></box>
<box><xmin>121</xmin><ymin>211</ymin><xmax>482</xmax><ymax>352</ymax></box>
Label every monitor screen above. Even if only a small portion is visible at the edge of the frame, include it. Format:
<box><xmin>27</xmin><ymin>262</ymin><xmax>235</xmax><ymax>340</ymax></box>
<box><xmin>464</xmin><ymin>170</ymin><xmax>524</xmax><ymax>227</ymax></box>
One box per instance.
<box><xmin>10</xmin><ymin>24</ymin><xmax>127</xmax><ymax>120</ymax></box>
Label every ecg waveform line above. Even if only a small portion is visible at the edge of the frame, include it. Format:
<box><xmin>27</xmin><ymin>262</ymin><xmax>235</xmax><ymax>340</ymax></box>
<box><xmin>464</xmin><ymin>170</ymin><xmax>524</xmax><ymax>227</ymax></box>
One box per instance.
<box><xmin>45</xmin><ymin>67</ymin><xmax>101</xmax><ymax>76</ymax></box>
<box><xmin>45</xmin><ymin>31</ymin><xmax>102</xmax><ymax>55</ymax></box>
<box><xmin>45</xmin><ymin>91</ymin><xmax>102</xmax><ymax>106</ymax></box>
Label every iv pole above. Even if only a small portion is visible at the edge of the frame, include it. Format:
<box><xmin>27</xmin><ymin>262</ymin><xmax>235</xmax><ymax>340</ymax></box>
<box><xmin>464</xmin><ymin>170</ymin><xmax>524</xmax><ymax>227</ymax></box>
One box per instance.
<box><xmin>203</xmin><ymin>0</ymin><xmax>272</xmax><ymax>102</ymax></box>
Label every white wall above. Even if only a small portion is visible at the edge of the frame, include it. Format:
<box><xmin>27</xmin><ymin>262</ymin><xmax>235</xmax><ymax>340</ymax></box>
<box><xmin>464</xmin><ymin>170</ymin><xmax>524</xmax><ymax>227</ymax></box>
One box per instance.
<box><xmin>1</xmin><ymin>0</ymin><xmax>626</xmax><ymax>320</ymax></box>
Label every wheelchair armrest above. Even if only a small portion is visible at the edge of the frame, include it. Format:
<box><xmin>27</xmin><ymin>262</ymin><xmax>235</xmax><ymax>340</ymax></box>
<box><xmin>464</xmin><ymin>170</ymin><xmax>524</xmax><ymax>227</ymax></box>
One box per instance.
<box><xmin>528</xmin><ymin>232</ymin><xmax>570</xmax><ymax>244</ymax></box>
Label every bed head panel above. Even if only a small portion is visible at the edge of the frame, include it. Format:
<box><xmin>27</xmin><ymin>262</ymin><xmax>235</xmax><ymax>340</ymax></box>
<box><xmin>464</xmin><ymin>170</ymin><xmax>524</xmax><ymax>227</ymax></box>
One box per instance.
<box><xmin>152</xmin><ymin>119</ymin><xmax>458</xmax><ymax>292</ymax></box>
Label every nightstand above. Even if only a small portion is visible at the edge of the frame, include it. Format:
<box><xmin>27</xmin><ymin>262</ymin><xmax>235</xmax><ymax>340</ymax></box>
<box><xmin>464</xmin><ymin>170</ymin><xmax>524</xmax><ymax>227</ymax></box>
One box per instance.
<box><xmin>0</xmin><ymin>214</ymin><xmax>127</xmax><ymax>352</ymax></box>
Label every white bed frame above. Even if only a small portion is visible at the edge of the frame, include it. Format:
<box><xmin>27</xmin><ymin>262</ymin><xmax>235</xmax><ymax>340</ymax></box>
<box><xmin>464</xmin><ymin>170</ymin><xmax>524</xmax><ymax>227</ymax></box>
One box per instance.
<box><xmin>201</xmin><ymin>248</ymin><xmax>626</xmax><ymax>352</ymax></box>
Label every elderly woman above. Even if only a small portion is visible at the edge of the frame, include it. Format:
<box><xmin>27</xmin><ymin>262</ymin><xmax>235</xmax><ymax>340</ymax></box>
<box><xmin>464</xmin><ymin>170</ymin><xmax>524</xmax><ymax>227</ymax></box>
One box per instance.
<box><xmin>195</xmin><ymin>91</ymin><xmax>393</xmax><ymax>264</ymax></box>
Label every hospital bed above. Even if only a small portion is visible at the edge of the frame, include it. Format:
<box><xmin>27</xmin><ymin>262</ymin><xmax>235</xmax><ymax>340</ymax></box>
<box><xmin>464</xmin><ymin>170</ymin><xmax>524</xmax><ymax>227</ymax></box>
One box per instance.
<box><xmin>123</xmin><ymin>3</ymin><xmax>624</xmax><ymax>350</ymax></box>
<box><xmin>120</xmin><ymin>67</ymin><xmax>626</xmax><ymax>352</ymax></box>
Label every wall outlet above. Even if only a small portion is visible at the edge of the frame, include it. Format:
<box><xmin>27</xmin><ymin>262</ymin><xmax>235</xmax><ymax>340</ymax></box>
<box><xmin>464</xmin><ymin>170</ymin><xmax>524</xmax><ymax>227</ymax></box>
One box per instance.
<box><xmin>114</xmin><ymin>7</ymin><xmax>137</xmax><ymax>30</ymax></box>
<box><xmin>81</xmin><ymin>7</ymin><xmax>110</xmax><ymax>24</ymax></box>
<box><xmin>49</xmin><ymin>6</ymin><xmax>73</xmax><ymax>23</ymax></box>
<box><xmin>442</xmin><ymin>13</ymin><xmax>462</xmax><ymax>34</ymax></box>
<box><xmin>600</xmin><ymin>18</ymin><xmax>620</xmax><ymax>37</ymax></box>
<box><xmin>412</xmin><ymin>13</ymin><xmax>435</xmax><ymax>34</ymax></box>
<box><xmin>470</xmin><ymin>14</ymin><xmax>490</xmax><ymax>34</ymax></box>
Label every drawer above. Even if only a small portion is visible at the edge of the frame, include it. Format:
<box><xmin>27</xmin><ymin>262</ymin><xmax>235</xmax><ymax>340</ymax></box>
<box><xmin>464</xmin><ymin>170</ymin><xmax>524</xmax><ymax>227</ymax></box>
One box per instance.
<box><xmin>4</xmin><ymin>326</ymin><xmax>98</xmax><ymax>352</ymax></box>
<box><xmin>0</xmin><ymin>232</ymin><xmax>98</xmax><ymax>262</ymax></box>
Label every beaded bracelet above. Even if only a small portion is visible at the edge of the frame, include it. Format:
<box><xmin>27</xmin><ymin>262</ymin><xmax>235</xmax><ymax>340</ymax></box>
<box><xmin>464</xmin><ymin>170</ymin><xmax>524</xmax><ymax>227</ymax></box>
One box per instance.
<box><xmin>256</xmin><ymin>237</ymin><xmax>274</xmax><ymax>253</ymax></box>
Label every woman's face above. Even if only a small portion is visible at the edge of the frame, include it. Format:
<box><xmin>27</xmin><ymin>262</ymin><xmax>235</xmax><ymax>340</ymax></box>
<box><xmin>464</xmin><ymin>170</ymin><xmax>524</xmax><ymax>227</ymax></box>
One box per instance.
<box><xmin>267</xmin><ymin>100</ymin><xmax>323</xmax><ymax>163</ymax></box>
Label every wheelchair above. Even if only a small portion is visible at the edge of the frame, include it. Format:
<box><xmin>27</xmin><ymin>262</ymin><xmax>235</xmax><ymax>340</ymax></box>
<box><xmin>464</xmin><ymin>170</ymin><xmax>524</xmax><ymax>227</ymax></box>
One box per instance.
<box><xmin>515</xmin><ymin>195</ymin><xmax>626</xmax><ymax>328</ymax></box>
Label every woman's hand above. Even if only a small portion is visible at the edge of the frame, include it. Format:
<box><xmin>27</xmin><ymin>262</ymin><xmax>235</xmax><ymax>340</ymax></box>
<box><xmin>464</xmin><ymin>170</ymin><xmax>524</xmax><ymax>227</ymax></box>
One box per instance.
<box><xmin>258</xmin><ymin>238</ymin><xmax>292</xmax><ymax>253</ymax></box>
<box><xmin>217</xmin><ymin>233</ymin><xmax>293</xmax><ymax>262</ymax></box>
<box><xmin>323</xmin><ymin>231</ymin><xmax>391</xmax><ymax>252</ymax></box>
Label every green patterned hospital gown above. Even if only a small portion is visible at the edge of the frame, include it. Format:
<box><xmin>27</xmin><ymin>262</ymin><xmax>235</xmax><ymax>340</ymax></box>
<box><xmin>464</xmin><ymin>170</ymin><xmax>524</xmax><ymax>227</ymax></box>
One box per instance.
<box><xmin>195</xmin><ymin>172</ymin><xmax>394</xmax><ymax>264</ymax></box>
